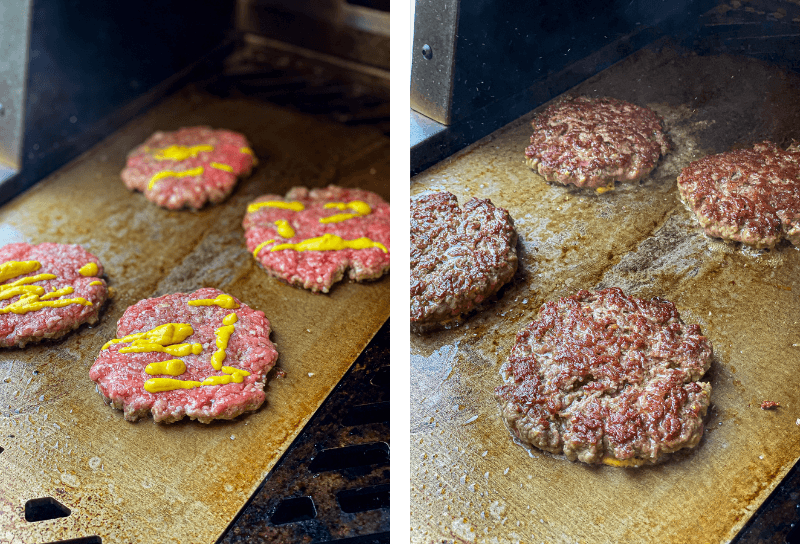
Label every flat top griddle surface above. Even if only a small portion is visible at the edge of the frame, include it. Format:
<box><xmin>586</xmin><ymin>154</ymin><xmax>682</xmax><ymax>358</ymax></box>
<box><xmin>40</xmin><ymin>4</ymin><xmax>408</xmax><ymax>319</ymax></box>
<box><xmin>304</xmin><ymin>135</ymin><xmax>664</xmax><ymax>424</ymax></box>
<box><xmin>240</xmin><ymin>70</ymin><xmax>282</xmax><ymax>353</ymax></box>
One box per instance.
<box><xmin>0</xmin><ymin>83</ymin><xmax>389</xmax><ymax>544</ymax></box>
<box><xmin>410</xmin><ymin>44</ymin><xmax>800</xmax><ymax>544</ymax></box>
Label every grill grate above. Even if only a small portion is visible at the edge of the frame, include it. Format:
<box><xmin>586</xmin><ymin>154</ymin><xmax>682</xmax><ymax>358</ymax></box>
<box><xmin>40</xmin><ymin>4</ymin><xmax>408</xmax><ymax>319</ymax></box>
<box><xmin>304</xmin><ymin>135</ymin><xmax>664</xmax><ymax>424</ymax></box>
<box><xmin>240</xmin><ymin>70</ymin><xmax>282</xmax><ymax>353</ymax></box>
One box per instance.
<box><xmin>218</xmin><ymin>320</ymin><xmax>389</xmax><ymax>543</ymax></box>
<box><xmin>695</xmin><ymin>0</ymin><xmax>800</xmax><ymax>73</ymax></box>
<box><xmin>200</xmin><ymin>36</ymin><xmax>389</xmax><ymax>138</ymax></box>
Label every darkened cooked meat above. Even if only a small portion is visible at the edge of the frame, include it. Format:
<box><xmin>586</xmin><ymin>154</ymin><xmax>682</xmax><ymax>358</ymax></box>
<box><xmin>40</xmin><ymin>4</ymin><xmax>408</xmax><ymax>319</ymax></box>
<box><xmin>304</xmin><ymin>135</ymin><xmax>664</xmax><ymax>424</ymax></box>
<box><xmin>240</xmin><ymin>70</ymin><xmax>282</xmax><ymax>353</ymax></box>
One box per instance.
<box><xmin>411</xmin><ymin>191</ymin><xmax>518</xmax><ymax>331</ymax></box>
<box><xmin>496</xmin><ymin>288</ymin><xmax>712</xmax><ymax>465</ymax></box>
<box><xmin>525</xmin><ymin>96</ymin><xmax>670</xmax><ymax>189</ymax></box>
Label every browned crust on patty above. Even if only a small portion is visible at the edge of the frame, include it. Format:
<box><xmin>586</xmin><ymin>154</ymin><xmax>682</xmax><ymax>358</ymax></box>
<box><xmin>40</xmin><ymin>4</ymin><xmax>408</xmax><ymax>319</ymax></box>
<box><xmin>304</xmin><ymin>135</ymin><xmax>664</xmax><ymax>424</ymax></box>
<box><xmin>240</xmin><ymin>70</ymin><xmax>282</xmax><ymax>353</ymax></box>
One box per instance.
<box><xmin>410</xmin><ymin>192</ymin><xmax>518</xmax><ymax>330</ymax></box>
<box><xmin>525</xmin><ymin>96</ymin><xmax>670</xmax><ymax>188</ymax></box>
<box><xmin>495</xmin><ymin>288</ymin><xmax>712</xmax><ymax>465</ymax></box>
<box><xmin>677</xmin><ymin>141</ymin><xmax>800</xmax><ymax>248</ymax></box>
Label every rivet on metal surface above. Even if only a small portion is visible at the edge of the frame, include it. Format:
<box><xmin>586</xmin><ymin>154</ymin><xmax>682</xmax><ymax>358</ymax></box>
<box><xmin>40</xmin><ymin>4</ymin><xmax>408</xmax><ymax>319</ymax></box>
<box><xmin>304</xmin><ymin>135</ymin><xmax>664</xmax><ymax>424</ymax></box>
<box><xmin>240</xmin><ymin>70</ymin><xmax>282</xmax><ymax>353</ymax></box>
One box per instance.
<box><xmin>422</xmin><ymin>44</ymin><xmax>433</xmax><ymax>60</ymax></box>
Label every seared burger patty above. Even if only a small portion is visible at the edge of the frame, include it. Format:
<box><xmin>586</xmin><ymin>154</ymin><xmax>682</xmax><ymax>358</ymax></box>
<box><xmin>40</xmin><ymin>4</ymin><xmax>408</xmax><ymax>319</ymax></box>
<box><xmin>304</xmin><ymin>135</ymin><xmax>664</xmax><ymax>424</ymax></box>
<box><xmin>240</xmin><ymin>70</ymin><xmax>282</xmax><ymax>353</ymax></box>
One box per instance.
<box><xmin>410</xmin><ymin>191</ymin><xmax>517</xmax><ymax>330</ymax></box>
<box><xmin>677</xmin><ymin>141</ymin><xmax>800</xmax><ymax>248</ymax></box>
<box><xmin>496</xmin><ymin>288</ymin><xmax>712</xmax><ymax>465</ymax></box>
<box><xmin>525</xmin><ymin>96</ymin><xmax>670</xmax><ymax>189</ymax></box>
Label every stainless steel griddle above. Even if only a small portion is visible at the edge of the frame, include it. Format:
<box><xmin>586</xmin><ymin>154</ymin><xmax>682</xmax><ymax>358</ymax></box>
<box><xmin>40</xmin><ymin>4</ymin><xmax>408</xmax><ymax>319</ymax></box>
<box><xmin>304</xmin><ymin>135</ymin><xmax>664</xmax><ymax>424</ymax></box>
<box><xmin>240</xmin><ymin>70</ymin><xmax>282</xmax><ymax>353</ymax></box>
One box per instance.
<box><xmin>0</xmin><ymin>46</ymin><xmax>389</xmax><ymax>544</ymax></box>
<box><xmin>410</xmin><ymin>41</ymin><xmax>800</xmax><ymax>544</ymax></box>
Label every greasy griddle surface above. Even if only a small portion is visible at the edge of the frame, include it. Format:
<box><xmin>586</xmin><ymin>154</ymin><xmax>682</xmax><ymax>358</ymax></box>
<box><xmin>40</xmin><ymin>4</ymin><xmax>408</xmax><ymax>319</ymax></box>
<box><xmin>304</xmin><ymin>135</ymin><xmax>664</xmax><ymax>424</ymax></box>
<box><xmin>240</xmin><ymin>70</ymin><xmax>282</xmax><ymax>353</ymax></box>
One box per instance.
<box><xmin>410</xmin><ymin>45</ymin><xmax>800</xmax><ymax>544</ymax></box>
<box><xmin>0</xmin><ymin>85</ymin><xmax>389</xmax><ymax>544</ymax></box>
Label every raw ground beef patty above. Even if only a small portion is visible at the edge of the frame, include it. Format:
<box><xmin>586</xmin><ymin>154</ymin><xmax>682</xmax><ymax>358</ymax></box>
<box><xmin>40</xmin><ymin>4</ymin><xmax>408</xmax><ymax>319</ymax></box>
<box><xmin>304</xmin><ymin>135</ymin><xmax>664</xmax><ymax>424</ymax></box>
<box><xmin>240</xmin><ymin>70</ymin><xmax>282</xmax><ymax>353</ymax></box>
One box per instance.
<box><xmin>677</xmin><ymin>141</ymin><xmax>800</xmax><ymax>248</ymax></box>
<box><xmin>89</xmin><ymin>288</ymin><xmax>278</xmax><ymax>423</ymax></box>
<box><xmin>243</xmin><ymin>185</ymin><xmax>390</xmax><ymax>293</ymax></box>
<box><xmin>0</xmin><ymin>243</ymin><xmax>108</xmax><ymax>347</ymax></box>
<box><xmin>524</xmin><ymin>96</ymin><xmax>670</xmax><ymax>189</ymax></box>
<box><xmin>495</xmin><ymin>288</ymin><xmax>712</xmax><ymax>466</ymax></box>
<box><xmin>121</xmin><ymin>126</ymin><xmax>256</xmax><ymax>210</ymax></box>
<box><xmin>410</xmin><ymin>191</ymin><xmax>518</xmax><ymax>330</ymax></box>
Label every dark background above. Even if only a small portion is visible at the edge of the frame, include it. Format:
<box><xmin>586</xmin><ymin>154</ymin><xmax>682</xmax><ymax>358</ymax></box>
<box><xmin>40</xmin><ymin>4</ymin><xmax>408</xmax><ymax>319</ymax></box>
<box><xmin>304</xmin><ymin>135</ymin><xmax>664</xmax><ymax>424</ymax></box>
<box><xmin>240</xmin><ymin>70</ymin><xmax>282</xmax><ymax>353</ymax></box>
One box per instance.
<box><xmin>2</xmin><ymin>0</ymin><xmax>234</xmax><ymax>206</ymax></box>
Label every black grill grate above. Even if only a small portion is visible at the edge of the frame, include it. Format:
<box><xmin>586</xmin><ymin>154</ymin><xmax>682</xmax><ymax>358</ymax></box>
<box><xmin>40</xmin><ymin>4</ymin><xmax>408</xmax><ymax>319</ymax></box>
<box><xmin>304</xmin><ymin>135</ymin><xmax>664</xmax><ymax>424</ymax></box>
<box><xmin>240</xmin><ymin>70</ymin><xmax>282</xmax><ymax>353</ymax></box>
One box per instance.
<box><xmin>200</xmin><ymin>37</ymin><xmax>389</xmax><ymax>138</ymax></box>
<box><xmin>218</xmin><ymin>320</ymin><xmax>389</xmax><ymax>544</ymax></box>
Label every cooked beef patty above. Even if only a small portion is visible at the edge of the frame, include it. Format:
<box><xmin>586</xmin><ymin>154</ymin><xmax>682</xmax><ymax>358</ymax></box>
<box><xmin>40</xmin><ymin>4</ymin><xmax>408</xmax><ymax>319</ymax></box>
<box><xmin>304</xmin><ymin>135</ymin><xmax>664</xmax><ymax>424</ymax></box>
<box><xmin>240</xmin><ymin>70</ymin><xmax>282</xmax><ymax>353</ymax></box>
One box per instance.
<box><xmin>0</xmin><ymin>243</ymin><xmax>108</xmax><ymax>347</ymax></box>
<box><xmin>524</xmin><ymin>96</ymin><xmax>670</xmax><ymax>189</ymax></box>
<box><xmin>495</xmin><ymin>288</ymin><xmax>712</xmax><ymax>465</ymax></box>
<box><xmin>677</xmin><ymin>141</ymin><xmax>800</xmax><ymax>248</ymax></box>
<box><xmin>410</xmin><ymin>191</ymin><xmax>517</xmax><ymax>330</ymax></box>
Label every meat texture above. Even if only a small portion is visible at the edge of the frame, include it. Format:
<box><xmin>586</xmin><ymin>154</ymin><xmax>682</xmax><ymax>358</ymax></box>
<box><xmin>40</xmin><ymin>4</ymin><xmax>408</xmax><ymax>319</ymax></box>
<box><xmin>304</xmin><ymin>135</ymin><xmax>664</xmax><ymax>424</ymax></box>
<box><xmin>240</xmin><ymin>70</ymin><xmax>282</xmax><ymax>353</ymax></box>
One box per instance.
<box><xmin>411</xmin><ymin>191</ymin><xmax>518</xmax><ymax>330</ymax></box>
<box><xmin>0</xmin><ymin>243</ymin><xmax>108</xmax><ymax>347</ymax></box>
<box><xmin>90</xmin><ymin>288</ymin><xmax>278</xmax><ymax>423</ymax></box>
<box><xmin>525</xmin><ymin>96</ymin><xmax>670</xmax><ymax>189</ymax></box>
<box><xmin>121</xmin><ymin>126</ymin><xmax>256</xmax><ymax>210</ymax></box>
<box><xmin>243</xmin><ymin>185</ymin><xmax>390</xmax><ymax>293</ymax></box>
<box><xmin>496</xmin><ymin>288</ymin><xmax>712</xmax><ymax>465</ymax></box>
<box><xmin>677</xmin><ymin>141</ymin><xmax>800</xmax><ymax>248</ymax></box>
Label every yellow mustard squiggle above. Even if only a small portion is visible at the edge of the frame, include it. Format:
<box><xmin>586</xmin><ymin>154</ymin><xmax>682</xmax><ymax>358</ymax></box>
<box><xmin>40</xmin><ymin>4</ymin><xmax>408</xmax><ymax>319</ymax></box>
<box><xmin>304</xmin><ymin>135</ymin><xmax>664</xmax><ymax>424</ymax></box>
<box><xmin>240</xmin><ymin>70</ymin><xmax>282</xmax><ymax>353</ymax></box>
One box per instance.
<box><xmin>320</xmin><ymin>200</ymin><xmax>373</xmax><ymax>224</ymax></box>
<box><xmin>247</xmin><ymin>200</ymin><xmax>305</xmax><ymax>214</ymax></box>
<box><xmin>145</xmin><ymin>359</ymin><xmax>187</xmax><ymax>376</ymax></box>
<box><xmin>101</xmin><ymin>322</ymin><xmax>200</xmax><ymax>353</ymax></box>
<box><xmin>270</xmin><ymin>233</ymin><xmax>387</xmax><ymax>254</ymax></box>
<box><xmin>40</xmin><ymin>287</ymin><xmax>74</xmax><ymax>300</ymax></box>
<box><xmin>144</xmin><ymin>362</ymin><xmax>251</xmax><ymax>393</ymax></box>
<box><xmin>79</xmin><ymin>262</ymin><xmax>99</xmax><ymax>276</ymax></box>
<box><xmin>0</xmin><ymin>261</ymin><xmax>90</xmax><ymax>314</ymax></box>
<box><xmin>148</xmin><ymin>167</ymin><xmax>204</xmax><ymax>190</ymax></box>
<box><xmin>253</xmin><ymin>239</ymin><xmax>275</xmax><ymax>258</ymax></box>
<box><xmin>187</xmin><ymin>294</ymin><xmax>240</xmax><ymax>309</ymax></box>
<box><xmin>0</xmin><ymin>261</ymin><xmax>40</xmax><ymax>283</ymax></box>
<box><xmin>140</xmin><ymin>310</ymin><xmax>250</xmax><ymax>393</ymax></box>
<box><xmin>98</xmin><ymin>301</ymin><xmax>255</xmax><ymax>394</ymax></box>
<box><xmin>0</xmin><ymin>295</ymin><xmax>92</xmax><ymax>314</ymax></box>
<box><xmin>144</xmin><ymin>378</ymin><xmax>202</xmax><ymax>393</ymax></box>
<box><xmin>152</xmin><ymin>145</ymin><xmax>213</xmax><ymax>161</ymax></box>
<box><xmin>274</xmin><ymin>220</ymin><xmax>295</xmax><ymax>238</ymax></box>
<box><xmin>210</xmin><ymin>313</ymin><xmax>238</xmax><ymax>370</ymax></box>
<box><xmin>210</xmin><ymin>162</ymin><xmax>234</xmax><ymax>172</ymax></box>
